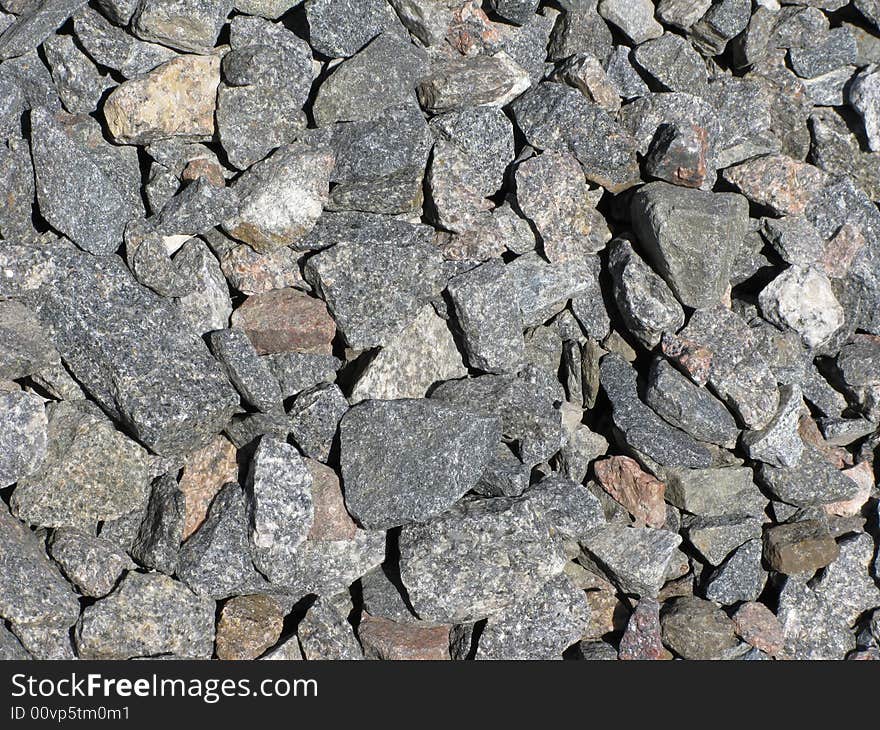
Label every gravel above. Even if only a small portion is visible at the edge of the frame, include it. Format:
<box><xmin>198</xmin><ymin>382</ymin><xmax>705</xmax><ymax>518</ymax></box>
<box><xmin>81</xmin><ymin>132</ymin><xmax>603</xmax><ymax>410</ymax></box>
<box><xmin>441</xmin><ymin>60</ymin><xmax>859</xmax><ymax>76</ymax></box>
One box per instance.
<box><xmin>0</xmin><ymin>0</ymin><xmax>878</xmax><ymax>662</ymax></box>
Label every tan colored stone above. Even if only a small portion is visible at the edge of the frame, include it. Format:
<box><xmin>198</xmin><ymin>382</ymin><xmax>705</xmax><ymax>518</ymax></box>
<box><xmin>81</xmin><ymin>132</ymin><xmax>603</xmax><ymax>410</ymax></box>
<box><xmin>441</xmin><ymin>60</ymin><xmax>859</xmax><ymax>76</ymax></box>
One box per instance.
<box><xmin>358</xmin><ymin>615</ymin><xmax>450</xmax><ymax>660</ymax></box>
<box><xmin>216</xmin><ymin>594</ymin><xmax>285</xmax><ymax>661</ymax></box>
<box><xmin>231</xmin><ymin>288</ymin><xmax>336</xmax><ymax>355</ymax></box>
<box><xmin>103</xmin><ymin>54</ymin><xmax>220</xmax><ymax>145</ymax></box>
<box><xmin>798</xmin><ymin>415</ymin><xmax>851</xmax><ymax>469</ymax></box>
<box><xmin>594</xmin><ymin>456</ymin><xmax>666</xmax><ymax>528</ymax></box>
<box><xmin>182</xmin><ymin>158</ymin><xmax>225</xmax><ymax>187</ymax></box>
<box><xmin>763</xmin><ymin>520</ymin><xmax>840</xmax><ymax>575</ymax></box>
<box><xmin>822</xmin><ymin>223</ymin><xmax>867</xmax><ymax>279</ymax></box>
<box><xmin>582</xmin><ymin>589</ymin><xmax>627</xmax><ymax>640</ymax></box>
<box><xmin>306</xmin><ymin>459</ymin><xmax>357</xmax><ymax>542</ymax></box>
<box><xmin>722</xmin><ymin>154</ymin><xmax>828</xmax><ymax>216</ymax></box>
<box><xmin>732</xmin><ymin>601</ymin><xmax>784</xmax><ymax>657</ymax></box>
<box><xmin>219</xmin><ymin>244</ymin><xmax>307</xmax><ymax>296</ymax></box>
<box><xmin>179</xmin><ymin>435</ymin><xmax>238</xmax><ymax>540</ymax></box>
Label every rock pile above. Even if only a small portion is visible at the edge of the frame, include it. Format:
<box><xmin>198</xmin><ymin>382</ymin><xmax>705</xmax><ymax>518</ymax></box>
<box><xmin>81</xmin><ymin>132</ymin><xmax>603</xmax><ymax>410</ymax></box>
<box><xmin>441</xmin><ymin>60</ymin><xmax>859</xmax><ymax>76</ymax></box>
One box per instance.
<box><xmin>0</xmin><ymin>0</ymin><xmax>879</xmax><ymax>661</ymax></box>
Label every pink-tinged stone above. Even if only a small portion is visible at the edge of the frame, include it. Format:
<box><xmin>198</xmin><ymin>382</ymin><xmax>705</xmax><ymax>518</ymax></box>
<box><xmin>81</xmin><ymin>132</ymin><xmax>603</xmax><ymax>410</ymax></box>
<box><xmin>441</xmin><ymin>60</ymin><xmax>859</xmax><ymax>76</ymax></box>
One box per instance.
<box><xmin>825</xmin><ymin>461</ymin><xmax>874</xmax><ymax>517</ymax></box>
<box><xmin>231</xmin><ymin>288</ymin><xmax>335</xmax><ymax>355</ymax></box>
<box><xmin>219</xmin><ymin>244</ymin><xmax>308</xmax><ymax>296</ymax></box>
<box><xmin>798</xmin><ymin>415</ymin><xmax>851</xmax><ymax>469</ymax></box>
<box><xmin>619</xmin><ymin>598</ymin><xmax>671</xmax><ymax>660</ymax></box>
<box><xmin>661</xmin><ymin>332</ymin><xmax>712</xmax><ymax>386</ymax></box>
<box><xmin>732</xmin><ymin>602</ymin><xmax>784</xmax><ymax>658</ymax></box>
<box><xmin>447</xmin><ymin>1</ymin><xmax>500</xmax><ymax>55</ymax></box>
<box><xmin>179</xmin><ymin>435</ymin><xmax>238</xmax><ymax>540</ymax></box>
<box><xmin>594</xmin><ymin>456</ymin><xmax>667</xmax><ymax>528</ymax></box>
<box><xmin>181</xmin><ymin>158</ymin><xmax>225</xmax><ymax>187</ymax></box>
<box><xmin>722</xmin><ymin>154</ymin><xmax>828</xmax><ymax>216</ymax></box>
<box><xmin>305</xmin><ymin>459</ymin><xmax>357</xmax><ymax>542</ymax></box>
<box><xmin>358</xmin><ymin>614</ymin><xmax>451</xmax><ymax>660</ymax></box>
<box><xmin>822</xmin><ymin>223</ymin><xmax>867</xmax><ymax>279</ymax></box>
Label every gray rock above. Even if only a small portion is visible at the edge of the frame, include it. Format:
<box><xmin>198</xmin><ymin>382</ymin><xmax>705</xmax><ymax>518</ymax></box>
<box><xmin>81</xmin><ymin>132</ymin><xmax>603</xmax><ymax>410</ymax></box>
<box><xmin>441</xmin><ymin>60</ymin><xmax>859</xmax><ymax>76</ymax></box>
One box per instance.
<box><xmin>757</xmin><ymin>446</ymin><xmax>864</xmax><ymax>507</ymax></box>
<box><xmin>510</xmin><ymin>81</ymin><xmax>640</xmax><ymax>194</ymax></box>
<box><xmin>683</xmin><ymin>514</ymin><xmax>763</xmax><ymax>566</ymax></box>
<box><xmin>76</xmin><ymin>571</ymin><xmax>215</xmax><ymax>659</ymax></box>
<box><xmin>298</xmin><ymin>598</ymin><xmax>363</xmax><ymax>660</ymax></box>
<box><xmin>760</xmin><ymin>216</ymin><xmax>825</xmax><ymax>267</ymax></box>
<box><xmin>0</xmin><ymin>624</ymin><xmax>30</xmax><ymax>660</ymax></box>
<box><xmin>305</xmin><ymin>0</ymin><xmax>405</xmax><ymax>58</ymax></box>
<box><xmin>0</xmin><ymin>0</ymin><xmax>86</xmax><ymax>61</ymax></box>
<box><xmin>340</xmin><ymin>399</ymin><xmax>500</xmax><ymax>529</ymax></box>
<box><xmin>73</xmin><ymin>7</ymin><xmax>177</xmax><ymax>79</ymax></box>
<box><xmin>519</xmin><ymin>473</ymin><xmax>606</xmax><ymax>543</ymax></box>
<box><xmin>349</xmin><ymin>305</ymin><xmax>466</xmax><ymax>403</ymax></box>
<box><xmin>326</xmin><ymin>104</ymin><xmax>432</xmax><ymax>215</ymax></box>
<box><xmin>777</xmin><ymin>577</ymin><xmax>856</xmax><ymax>659</ymax></box>
<box><xmin>812</xmin><ymin>533</ymin><xmax>880</xmax><ymax>627</ymax></box>
<box><xmin>849</xmin><ymin>65</ymin><xmax>880</xmax><ymax>153</ymax></box>
<box><xmin>130</xmin><ymin>475</ymin><xmax>185</xmax><ymax>575</ymax></box>
<box><xmin>43</xmin><ymin>33</ymin><xmax>111</xmax><ymax>115</ymax></box>
<box><xmin>675</xmin><ymin>306</ymin><xmax>780</xmax><ymax>430</ymax></box>
<box><xmin>31</xmin><ymin>252</ymin><xmax>239</xmax><ymax>456</ymax></box>
<box><xmin>604</xmin><ymin>45</ymin><xmax>650</xmax><ymax>99</ymax></box>
<box><xmin>818</xmin><ymin>417</ymin><xmax>877</xmax><ymax>446</ymax></box>
<box><xmin>30</xmin><ymin>108</ymin><xmax>135</xmax><ymax>255</ymax></box>
<box><xmin>447</xmin><ymin>260</ymin><xmax>526</xmax><ymax>374</ymax></box>
<box><xmin>12</xmin><ymin>401</ymin><xmax>151</xmax><ymax>530</ymax></box>
<box><xmin>11</xmin><ymin>621</ymin><xmax>76</xmax><ymax>659</ymax></box>
<box><xmin>741</xmin><ymin>384</ymin><xmax>805</xmax><ymax>468</ymax></box>
<box><xmin>789</xmin><ymin>27</ymin><xmax>857</xmax><ymax>79</ymax></box>
<box><xmin>664</xmin><ymin>466</ymin><xmax>766</xmax><ymax>519</ymax></box>
<box><xmin>488</xmin><ymin>0</ymin><xmax>538</xmax><ymax>26</ymax></box>
<box><xmin>506</xmin><ymin>252</ymin><xmax>597</xmax><ymax>327</ymax></box>
<box><xmin>598</xmin><ymin>0</ymin><xmax>662</xmax><ymax>44</ymax></box>
<box><xmin>645</xmin><ymin>359</ymin><xmax>739</xmax><ymax>447</ymax></box>
<box><xmin>265</xmin><ymin>352</ymin><xmax>341</xmax><ymax>399</ymax></box>
<box><xmin>430</xmin><ymin>370</ymin><xmax>563</xmax><ymax>466</ymax></box>
<box><xmin>177</xmin><ymin>482</ymin><xmax>270</xmax><ymax>600</ymax></box>
<box><xmin>246</xmin><ymin>436</ymin><xmax>314</xmax><ymax>577</ymax></box>
<box><xmin>399</xmin><ymin>496</ymin><xmax>567</xmax><ymax>623</ymax></box>
<box><xmin>600</xmin><ymin>353</ymin><xmax>712</xmax><ymax>468</ymax></box>
<box><xmin>0</xmin><ymin>136</ymin><xmax>34</xmax><ymax>238</ymax></box>
<box><xmin>303</xmin><ymin>217</ymin><xmax>444</xmax><ymax>350</ymax></box>
<box><xmin>759</xmin><ymin>266</ymin><xmax>844</xmax><ymax>349</ymax></box>
<box><xmin>689</xmin><ymin>0</ymin><xmax>751</xmax><ymax>55</ymax></box>
<box><xmin>656</xmin><ymin>0</ymin><xmax>711</xmax><ymax>31</ymax></box>
<box><xmin>0</xmin><ymin>390</ymin><xmax>47</xmax><ymax>488</ymax></box>
<box><xmin>474</xmin><ymin>444</ymin><xmax>532</xmax><ymax>498</ymax></box>
<box><xmin>548</xmin><ymin>2</ymin><xmax>611</xmax><ymax>63</ymax></box>
<box><xmin>704</xmin><ymin>539</ymin><xmax>767</xmax><ymax>605</ymax></box>
<box><xmin>630</xmin><ymin>182</ymin><xmax>750</xmax><ymax>309</ymax></box>
<box><xmin>633</xmin><ymin>33</ymin><xmax>707</xmax><ymax>94</ymax></box>
<box><xmin>361</xmin><ymin>566</ymin><xmax>419</xmax><ymax>625</ymax></box>
<box><xmin>173</xmin><ymin>238</ymin><xmax>233</xmax><ymax>336</ymax></box>
<box><xmin>48</xmin><ymin>528</ymin><xmax>134</xmax><ymax>598</ymax></box>
<box><xmin>312</xmin><ymin>33</ymin><xmax>428</xmax><ymax>126</ymax></box>
<box><xmin>288</xmin><ymin>383</ymin><xmax>348</xmax><ymax>462</ymax></box>
<box><xmin>208</xmin><ymin>329</ymin><xmax>282</xmax><ymax>413</ymax></box>
<box><xmin>476</xmin><ymin>573</ymin><xmax>590</xmax><ymax>660</ymax></box>
<box><xmin>0</xmin><ymin>507</ymin><xmax>80</xmax><ymax>629</ymax></box>
<box><xmin>131</xmin><ymin>0</ymin><xmax>231</xmax><ymax>53</ymax></box>
<box><xmin>660</xmin><ymin>596</ymin><xmax>739</xmax><ymax>660</ymax></box>
<box><xmin>607</xmin><ymin>237</ymin><xmax>684</xmax><ymax>349</ymax></box>
<box><xmin>582</xmin><ymin>523</ymin><xmax>683</xmax><ymax>597</ymax></box>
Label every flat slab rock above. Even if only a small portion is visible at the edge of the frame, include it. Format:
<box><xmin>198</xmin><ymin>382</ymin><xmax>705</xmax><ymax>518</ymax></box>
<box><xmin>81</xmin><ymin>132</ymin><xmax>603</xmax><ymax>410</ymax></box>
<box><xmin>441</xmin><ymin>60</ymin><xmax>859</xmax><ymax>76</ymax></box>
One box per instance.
<box><xmin>340</xmin><ymin>399</ymin><xmax>501</xmax><ymax>529</ymax></box>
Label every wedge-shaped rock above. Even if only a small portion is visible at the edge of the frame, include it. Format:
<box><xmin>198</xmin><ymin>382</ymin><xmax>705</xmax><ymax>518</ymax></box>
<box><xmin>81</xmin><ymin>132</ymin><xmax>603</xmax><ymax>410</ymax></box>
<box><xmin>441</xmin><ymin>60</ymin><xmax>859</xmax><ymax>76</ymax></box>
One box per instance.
<box><xmin>340</xmin><ymin>399</ymin><xmax>500</xmax><ymax>529</ymax></box>
<box><xmin>31</xmin><ymin>252</ymin><xmax>238</xmax><ymax>456</ymax></box>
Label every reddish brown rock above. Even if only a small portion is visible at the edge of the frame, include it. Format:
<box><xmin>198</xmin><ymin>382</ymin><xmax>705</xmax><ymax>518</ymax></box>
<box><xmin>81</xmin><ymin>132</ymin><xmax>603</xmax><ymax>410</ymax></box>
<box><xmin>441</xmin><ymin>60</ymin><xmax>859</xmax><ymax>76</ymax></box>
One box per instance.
<box><xmin>797</xmin><ymin>415</ymin><xmax>850</xmax><ymax>469</ymax></box>
<box><xmin>825</xmin><ymin>461</ymin><xmax>874</xmax><ymax>517</ymax></box>
<box><xmin>732</xmin><ymin>601</ymin><xmax>784</xmax><ymax>657</ymax></box>
<box><xmin>358</xmin><ymin>615</ymin><xmax>451</xmax><ymax>660</ymax></box>
<box><xmin>182</xmin><ymin>158</ymin><xmax>225</xmax><ymax>187</ymax></box>
<box><xmin>763</xmin><ymin>520</ymin><xmax>840</xmax><ymax>575</ymax></box>
<box><xmin>179</xmin><ymin>435</ymin><xmax>238</xmax><ymax>540</ymax></box>
<box><xmin>306</xmin><ymin>459</ymin><xmax>357</xmax><ymax>542</ymax></box>
<box><xmin>619</xmin><ymin>597</ymin><xmax>672</xmax><ymax>660</ymax></box>
<box><xmin>231</xmin><ymin>288</ymin><xmax>335</xmax><ymax>355</ymax></box>
<box><xmin>216</xmin><ymin>594</ymin><xmax>285</xmax><ymax>660</ymax></box>
<box><xmin>660</xmin><ymin>332</ymin><xmax>712</xmax><ymax>386</ymax></box>
<box><xmin>645</xmin><ymin>123</ymin><xmax>710</xmax><ymax>189</ymax></box>
<box><xmin>219</xmin><ymin>244</ymin><xmax>307</xmax><ymax>296</ymax></box>
<box><xmin>446</xmin><ymin>1</ymin><xmax>500</xmax><ymax>55</ymax></box>
<box><xmin>722</xmin><ymin>154</ymin><xmax>827</xmax><ymax>216</ymax></box>
<box><xmin>822</xmin><ymin>223</ymin><xmax>867</xmax><ymax>280</ymax></box>
<box><xmin>594</xmin><ymin>456</ymin><xmax>666</xmax><ymax>528</ymax></box>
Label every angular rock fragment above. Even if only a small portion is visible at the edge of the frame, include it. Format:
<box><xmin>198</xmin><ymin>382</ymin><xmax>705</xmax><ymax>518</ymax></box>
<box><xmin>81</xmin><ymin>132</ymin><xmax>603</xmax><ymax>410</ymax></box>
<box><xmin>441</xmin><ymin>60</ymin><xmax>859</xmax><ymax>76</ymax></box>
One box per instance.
<box><xmin>600</xmin><ymin>353</ymin><xmax>712</xmax><ymax>469</ymax></box>
<box><xmin>732</xmin><ymin>602</ymin><xmax>784</xmax><ymax>658</ymax></box>
<box><xmin>0</xmin><ymin>390</ymin><xmax>47</xmax><ymax>488</ymax></box>
<box><xmin>644</xmin><ymin>123</ymin><xmax>712</xmax><ymax>190</ymax></box>
<box><xmin>684</xmin><ymin>514</ymin><xmax>762</xmax><ymax>566</ymax></box>
<box><xmin>48</xmin><ymin>528</ymin><xmax>133</xmax><ymax>599</ymax></box>
<box><xmin>633</xmin><ymin>33</ymin><xmax>707</xmax><ymax>94</ymax></box>
<box><xmin>77</xmin><ymin>572</ymin><xmax>215</xmax><ymax>659</ymax></box>
<box><xmin>131</xmin><ymin>475</ymin><xmax>185</xmax><ymax>575</ymax></box>
<box><xmin>265</xmin><ymin>352</ymin><xmax>341</xmax><ymax>399</ymax></box>
<box><xmin>660</xmin><ymin>596</ymin><xmax>739</xmax><ymax>660</ymax></box>
<box><xmin>305</xmin><ymin>0</ymin><xmax>405</xmax><ymax>58</ymax></box>
<box><xmin>476</xmin><ymin>573</ymin><xmax>590</xmax><ymax>660</ymax></box>
<box><xmin>350</xmin><ymin>306</ymin><xmax>465</xmax><ymax>403</ymax></box>
<box><xmin>12</xmin><ymin>402</ymin><xmax>151</xmax><ymax>530</ymax></box>
<box><xmin>763</xmin><ymin>520</ymin><xmax>840</xmax><ymax>575</ymax></box>
<box><xmin>288</xmin><ymin>384</ymin><xmax>348</xmax><ymax>462</ymax></box>
<box><xmin>340</xmin><ymin>399</ymin><xmax>499</xmax><ymax>529</ymax></box>
<box><xmin>676</xmin><ymin>307</ymin><xmax>779</xmax><ymax>430</ymax></box>
<box><xmin>0</xmin><ymin>0</ymin><xmax>86</xmax><ymax>61</ymax></box>
<box><xmin>777</xmin><ymin>577</ymin><xmax>855</xmax><ymax>659</ymax></box>
<box><xmin>358</xmin><ymin>616</ymin><xmax>450</xmax><ymax>661</ymax></box>
<box><xmin>208</xmin><ymin>329</ymin><xmax>282</xmax><ymax>413</ymax></box>
<box><xmin>399</xmin><ymin>497</ymin><xmax>567</xmax><ymax>623</ymax></box>
<box><xmin>447</xmin><ymin>260</ymin><xmax>525</xmax><ymax>374</ymax></box>
<box><xmin>664</xmin><ymin>466</ymin><xmax>765</xmax><ymax>519</ymax></box>
<box><xmin>741</xmin><ymin>384</ymin><xmax>805</xmax><ymax>468</ymax></box>
<box><xmin>418</xmin><ymin>52</ymin><xmax>530</xmax><ymax>115</ymax></box>
<box><xmin>594</xmin><ymin>456</ymin><xmax>666</xmax><ymax>529</ymax></box>
<box><xmin>104</xmin><ymin>54</ymin><xmax>220</xmax><ymax>145</ymax></box>
<box><xmin>215</xmin><ymin>594</ymin><xmax>284</xmax><ymax>661</ymax></box>
<box><xmin>630</xmin><ymin>182</ymin><xmax>749</xmax><ymax>309</ymax></box>
<box><xmin>131</xmin><ymin>0</ymin><xmax>230</xmax><ymax>53</ymax></box>
<box><xmin>298</xmin><ymin>599</ymin><xmax>363</xmax><ymax>660</ymax></box>
<box><xmin>757</xmin><ymin>446</ymin><xmax>863</xmax><ymax>508</ymax></box>
<box><xmin>704</xmin><ymin>539</ymin><xmax>767</xmax><ymax>605</ymax></box>
<box><xmin>232</xmin><ymin>288</ymin><xmax>335</xmax><ymax>356</ymax></box>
